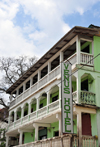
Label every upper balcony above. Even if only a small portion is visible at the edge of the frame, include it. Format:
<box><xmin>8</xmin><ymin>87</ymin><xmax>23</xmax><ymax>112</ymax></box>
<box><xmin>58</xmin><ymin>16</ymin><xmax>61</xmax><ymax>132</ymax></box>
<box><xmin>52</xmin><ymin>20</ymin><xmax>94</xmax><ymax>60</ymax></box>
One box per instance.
<box><xmin>9</xmin><ymin>35</ymin><xmax>94</xmax><ymax>109</ymax></box>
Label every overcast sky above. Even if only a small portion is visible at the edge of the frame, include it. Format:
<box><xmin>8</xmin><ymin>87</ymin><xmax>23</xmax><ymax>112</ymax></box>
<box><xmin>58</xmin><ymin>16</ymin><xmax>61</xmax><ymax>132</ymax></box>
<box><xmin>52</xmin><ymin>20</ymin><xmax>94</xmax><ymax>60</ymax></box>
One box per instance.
<box><xmin>0</xmin><ymin>0</ymin><xmax>100</xmax><ymax>59</ymax></box>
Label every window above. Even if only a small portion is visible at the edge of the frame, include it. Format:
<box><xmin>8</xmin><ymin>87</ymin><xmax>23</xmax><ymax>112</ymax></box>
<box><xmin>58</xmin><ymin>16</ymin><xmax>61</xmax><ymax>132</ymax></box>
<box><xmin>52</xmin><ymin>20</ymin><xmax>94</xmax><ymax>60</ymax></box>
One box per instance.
<box><xmin>54</xmin><ymin>131</ymin><xmax>59</xmax><ymax>137</ymax></box>
<box><xmin>33</xmin><ymin>74</ymin><xmax>38</xmax><ymax>85</ymax></box>
<box><xmin>52</xmin><ymin>95</ymin><xmax>58</xmax><ymax>102</ymax></box>
<box><xmin>18</xmin><ymin>86</ymin><xmax>23</xmax><ymax>95</ymax></box>
<box><xmin>39</xmin><ymin>103</ymin><xmax>43</xmax><ymax>109</ymax></box>
<box><xmin>81</xmin><ymin>79</ymin><xmax>88</xmax><ymax>91</ymax></box>
<box><xmin>41</xmin><ymin>66</ymin><xmax>48</xmax><ymax>79</ymax></box>
<box><xmin>82</xmin><ymin>45</ymin><xmax>89</xmax><ymax>53</ymax></box>
<box><xmin>26</xmin><ymin>80</ymin><xmax>30</xmax><ymax>90</ymax></box>
<box><xmin>51</xmin><ymin>56</ymin><xmax>60</xmax><ymax>71</ymax></box>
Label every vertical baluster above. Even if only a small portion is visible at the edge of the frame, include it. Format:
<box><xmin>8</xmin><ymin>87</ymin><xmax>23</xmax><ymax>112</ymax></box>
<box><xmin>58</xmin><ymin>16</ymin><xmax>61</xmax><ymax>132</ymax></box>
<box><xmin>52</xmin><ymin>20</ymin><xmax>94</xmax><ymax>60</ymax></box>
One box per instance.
<box><xmin>88</xmin><ymin>55</ymin><xmax>89</xmax><ymax>64</ymax></box>
<box><xmin>89</xmin><ymin>93</ymin><xmax>91</xmax><ymax>104</ymax></box>
<box><xmin>83</xmin><ymin>54</ymin><xmax>84</xmax><ymax>63</ymax></box>
<box><xmin>85</xmin><ymin>54</ymin><xmax>86</xmax><ymax>63</ymax></box>
<box><xmin>90</xmin><ymin>55</ymin><xmax>91</xmax><ymax>64</ymax></box>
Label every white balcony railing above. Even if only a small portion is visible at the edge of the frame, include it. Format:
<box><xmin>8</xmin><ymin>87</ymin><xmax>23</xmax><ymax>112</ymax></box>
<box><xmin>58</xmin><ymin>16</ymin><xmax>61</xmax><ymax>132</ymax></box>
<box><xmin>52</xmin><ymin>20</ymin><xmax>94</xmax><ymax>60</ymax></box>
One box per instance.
<box><xmin>72</xmin><ymin>90</ymin><xmax>96</xmax><ymax>105</ymax></box>
<box><xmin>80</xmin><ymin>52</ymin><xmax>94</xmax><ymax>65</ymax></box>
<box><xmin>9</xmin><ymin>100</ymin><xmax>61</xmax><ymax>131</ymax></box>
<box><xmin>30</xmin><ymin>111</ymin><xmax>37</xmax><ymax>120</ymax></box>
<box><xmin>13</xmin><ymin>135</ymin><xmax>97</xmax><ymax>147</ymax></box>
<box><xmin>22</xmin><ymin>115</ymin><xmax>29</xmax><ymax>123</ymax></box>
<box><xmin>38</xmin><ymin>106</ymin><xmax>47</xmax><ymax>117</ymax></box>
<box><xmin>10</xmin><ymin>52</ymin><xmax>94</xmax><ymax>108</ymax></box>
<box><xmin>48</xmin><ymin>100</ymin><xmax>59</xmax><ymax>112</ymax></box>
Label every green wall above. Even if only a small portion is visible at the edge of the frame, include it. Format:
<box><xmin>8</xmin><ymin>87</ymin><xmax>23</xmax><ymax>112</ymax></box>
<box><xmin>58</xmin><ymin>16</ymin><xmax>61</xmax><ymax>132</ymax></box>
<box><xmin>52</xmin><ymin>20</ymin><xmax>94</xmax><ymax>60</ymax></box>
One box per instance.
<box><xmin>17</xmin><ymin>111</ymin><xmax>21</xmax><ymax>119</ymax></box>
<box><xmin>31</xmin><ymin>103</ymin><xmax>36</xmax><ymax>111</ymax></box>
<box><xmin>40</xmin><ymin>98</ymin><xmax>47</xmax><ymax>107</ymax></box>
<box><xmin>73</xmin><ymin>119</ymin><xmax>77</xmax><ymax>134</ymax></box>
<box><xmin>81</xmin><ymin>41</ymin><xmax>92</xmax><ymax>53</ymax></box>
<box><xmin>72</xmin><ymin>81</ymin><xmax>76</xmax><ymax>92</ymax></box>
<box><xmin>50</xmin><ymin>91</ymin><xmax>59</xmax><ymax>103</ymax></box>
<box><xmin>94</xmin><ymin>36</ymin><xmax>100</xmax><ymax>71</ymax></box>
<box><xmin>47</xmin><ymin>121</ymin><xmax>59</xmax><ymax>138</ymax></box>
<box><xmin>24</xmin><ymin>132</ymin><xmax>34</xmax><ymax>143</ymax></box>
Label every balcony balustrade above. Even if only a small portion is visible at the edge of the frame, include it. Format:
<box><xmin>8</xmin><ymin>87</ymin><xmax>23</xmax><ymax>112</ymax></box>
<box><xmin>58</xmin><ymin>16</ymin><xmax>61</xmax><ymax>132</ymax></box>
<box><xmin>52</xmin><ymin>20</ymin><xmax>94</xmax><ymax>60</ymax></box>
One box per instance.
<box><xmin>48</xmin><ymin>100</ymin><xmax>59</xmax><ymax>112</ymax></box>
<box><xmin>80</xmin><ymin>52</ymin><xmax>94</xmax><ymax>65</ymax></box>
<box><xmin>9</xmin><ymin>99</ymin><xmax>60</xmax><ymax>131</ymax></box>
<box><xmin>10</xmin><ymin>52</ymin><xmax>94</xmax><ymax>108</ymax></box>
<box><xmin>72</xmin><ymin>90</ymin><xmax>96</xmax><ymax>105</ymax></box>
<box><xmin>13</xmin><ymin>134</ymin><xmax>97</xmax><ymax>147</ymax></box>
<box><xmin>30</xmin><ymin>111</ymin><xmax>37</xmax><ymax>120</ymax></box>
<box><xmin>80</xmin><ymin>91</ymin><xmax>96</xmax><ymax>105</ymax></box>
<box><xmin>38</xmin><ymin>106</ymin><xmax>47</xmax><ymax>117</ymax></box>
<box><xmin>9</xmin><ymin>89</ymin><xmax>96</xmax><ymax>132</ymax></box>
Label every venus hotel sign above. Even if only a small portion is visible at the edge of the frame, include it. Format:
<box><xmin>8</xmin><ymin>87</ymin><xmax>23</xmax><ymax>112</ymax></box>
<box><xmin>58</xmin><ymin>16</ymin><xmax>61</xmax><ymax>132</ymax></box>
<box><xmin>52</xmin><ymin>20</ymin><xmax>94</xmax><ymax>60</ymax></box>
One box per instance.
<box><xmin>61</xmin><ymin>62</ymin><xmax>73</xmax><ymax>133</ymax></box>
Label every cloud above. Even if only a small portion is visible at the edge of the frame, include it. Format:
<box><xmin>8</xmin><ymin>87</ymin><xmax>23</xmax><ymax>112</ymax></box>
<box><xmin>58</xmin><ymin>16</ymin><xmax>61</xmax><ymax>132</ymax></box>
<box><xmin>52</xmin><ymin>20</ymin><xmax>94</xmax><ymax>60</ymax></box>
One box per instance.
<box><xmin>0</xmin><ymin>0</ymin><xmax>100</xmax><ymax>58</ymax></box>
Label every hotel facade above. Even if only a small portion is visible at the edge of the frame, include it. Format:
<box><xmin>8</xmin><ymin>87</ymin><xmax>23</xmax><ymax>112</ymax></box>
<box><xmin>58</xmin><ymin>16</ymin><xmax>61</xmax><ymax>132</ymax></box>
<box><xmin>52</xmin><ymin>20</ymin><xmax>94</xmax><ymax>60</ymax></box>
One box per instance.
<box><xmin>6</xmin><ymin>25</ymin><xmax>100</xmax><ymax>147</ymax></box>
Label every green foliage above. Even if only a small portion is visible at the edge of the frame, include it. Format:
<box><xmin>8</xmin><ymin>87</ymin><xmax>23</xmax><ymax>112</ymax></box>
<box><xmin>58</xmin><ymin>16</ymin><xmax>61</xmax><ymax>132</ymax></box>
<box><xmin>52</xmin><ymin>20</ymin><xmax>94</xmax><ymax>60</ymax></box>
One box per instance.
<box><xmin>0</xmin><ymin>142</ymin><xmax>5</xmax><ymax>147</ymax></box>
<box><xmin>0</xmin><ymin>128</ymin><xmax>6</xmax><ymax>146</ymax></box>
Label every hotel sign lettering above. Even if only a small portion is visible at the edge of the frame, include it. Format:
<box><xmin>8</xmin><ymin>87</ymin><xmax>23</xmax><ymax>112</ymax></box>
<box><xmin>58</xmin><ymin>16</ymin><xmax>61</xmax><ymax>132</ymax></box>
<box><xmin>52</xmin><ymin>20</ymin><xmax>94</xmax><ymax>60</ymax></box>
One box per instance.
<box><xmin>61</xmin><ymin>62</ymin><xmax>73</xmax><ymax>133</ymax></box>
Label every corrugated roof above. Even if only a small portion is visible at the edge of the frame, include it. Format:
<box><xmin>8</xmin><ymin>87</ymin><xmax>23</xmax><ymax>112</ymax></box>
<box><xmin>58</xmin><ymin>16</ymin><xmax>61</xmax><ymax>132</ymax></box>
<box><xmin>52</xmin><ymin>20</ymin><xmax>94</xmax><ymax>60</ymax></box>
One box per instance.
<box><xmin>6</xmin><ymin>26</ymin><xmax>98</xmax><ymax>94</ymax></box>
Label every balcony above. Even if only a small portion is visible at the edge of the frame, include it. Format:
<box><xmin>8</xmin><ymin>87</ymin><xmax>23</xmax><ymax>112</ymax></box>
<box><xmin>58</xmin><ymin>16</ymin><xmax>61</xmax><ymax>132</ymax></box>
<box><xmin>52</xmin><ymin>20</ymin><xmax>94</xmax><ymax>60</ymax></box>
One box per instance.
<box><xmin>13</xmin><ymin>134</ymin><xmax>97</xmax><ymax>147</ymax></box>
<box><xmin>10</xmin><ymin>52</ymin><xmax>94</xmax><ymax>108</ymax></box>
<box><xmin>8</xmin><ymin>99</ymin><xmax>61</xmax><ymax>131</ymax></box>
<box><xmin>73</xmin><ymin>90</ymin><xmax>96</xmax><ymax>105</ymax></box>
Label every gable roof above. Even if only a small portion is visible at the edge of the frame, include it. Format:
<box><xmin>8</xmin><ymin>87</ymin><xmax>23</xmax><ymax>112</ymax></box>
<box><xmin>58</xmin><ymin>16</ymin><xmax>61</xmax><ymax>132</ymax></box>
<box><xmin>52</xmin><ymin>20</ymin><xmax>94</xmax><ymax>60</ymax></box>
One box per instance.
<box><xmin>6</xmin><ymin>26</ymin><xmax>98</xmax><ymax>94</ymax></box>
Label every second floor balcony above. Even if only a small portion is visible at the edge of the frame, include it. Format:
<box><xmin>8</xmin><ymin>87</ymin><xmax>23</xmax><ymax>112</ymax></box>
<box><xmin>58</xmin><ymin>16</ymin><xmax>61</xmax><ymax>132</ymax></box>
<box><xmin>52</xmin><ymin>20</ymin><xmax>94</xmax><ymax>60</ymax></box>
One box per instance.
<box><xmin>8</xmin><ymin>70</ymin><xmax>96</xmax><ymax>132</ymax></box>
<box><xmin>10</xmin><ymin>51</ymin><xmax>94</xmax><ymax>108</ymax></box>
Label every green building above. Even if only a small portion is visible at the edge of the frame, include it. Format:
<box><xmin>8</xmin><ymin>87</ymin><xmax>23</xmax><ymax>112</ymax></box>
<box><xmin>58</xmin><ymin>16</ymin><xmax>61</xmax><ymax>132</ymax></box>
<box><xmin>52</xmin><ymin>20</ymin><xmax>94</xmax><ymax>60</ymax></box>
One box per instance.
<box><xmin>6</xmin><ymin>25</ymin><xmax>100</xmax><ymax>147</ymax></box>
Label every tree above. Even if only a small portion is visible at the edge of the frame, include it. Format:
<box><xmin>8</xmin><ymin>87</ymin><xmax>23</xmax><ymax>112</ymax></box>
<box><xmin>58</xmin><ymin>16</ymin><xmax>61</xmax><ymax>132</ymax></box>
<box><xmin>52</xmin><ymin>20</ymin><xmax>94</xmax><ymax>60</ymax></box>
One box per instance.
<box><xmin>0</xmin><ymin>55</ymin><xmax>38</xmax><ymax>109</ymax></box>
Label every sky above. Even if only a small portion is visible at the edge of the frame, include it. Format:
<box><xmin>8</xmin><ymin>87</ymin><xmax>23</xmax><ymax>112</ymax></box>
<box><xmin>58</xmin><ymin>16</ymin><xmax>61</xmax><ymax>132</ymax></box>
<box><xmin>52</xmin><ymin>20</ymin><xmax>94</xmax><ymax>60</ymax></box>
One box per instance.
<box><xmin>0</xmin><ymin>0</ymin><xmax>100</xmax><ymax>59</ymax></box>
<box><xmin>0</xmin><ymin>0</ymin><xmax>100</xmax><ymax>108</ymax></box>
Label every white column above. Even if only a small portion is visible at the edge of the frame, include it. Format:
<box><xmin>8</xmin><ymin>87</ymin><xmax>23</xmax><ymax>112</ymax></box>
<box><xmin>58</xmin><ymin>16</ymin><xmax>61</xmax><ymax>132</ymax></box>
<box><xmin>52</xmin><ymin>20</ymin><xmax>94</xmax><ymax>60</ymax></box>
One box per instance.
<box><xmin>60</xmin><ymin>51</ymin><xmax>63</xmax><ymax>72</ymax></box>
<box><xmin>21</xmin><ymin>107</ymin><xmax>24</xmax><ymax>118</ymax></box>
<box><xmin>48</xmin><ymin>62</ymin><xmax>51</xmax><ymax>73</ymax></box>
<box><xmin>60</xmin><ymin>51</ymin><xmax>63</xmax><ymax>62</ymax></box>
<box><xmin>76</xmin><ymin>36</ymin><xmax>80</xmax><ymax>64</ymax></box>
<box><xmin>28</xmin><ymin>102</ymin><xmax>31</xmax><ymax>114</ymax></box>
<box><xmin>8</xmin><ymin>116</ymin><xmax>10</xmax><ymax>125</ymax></box>
<box><xmin>30</xmin><ymin>78</ymin><xmax>33</xmax><ymax>86</ymax></box>
<box><xmin>47</xmin><ymin>91</ymin><xmax>50</xmax><ymax>113</ymax></box>
<box><xmin>19</xmin><ymin>131</ymin><xmax>23</xmax><ymax>145</ymax></box>
<box><xmin>36</xmin><ymin>98</ymin><xmax>39</xmax><ymax>117</ymax></box>
<box><xmin>77</xmin><ymin>112</ymin><xmax>82</xmax><ymax>147</ymax></box>
<box><xmin>38</xmin><ymin>70</ymin><xmax>41</xmax><ymax>81</ymax></box>
<box><xmin>33</xmin><ymin>123</ymin><xmax>39</xmax><ymax>141</ymax></box>
<box><xmin>23</xmin><ymin>83</ymin><xmax>25</xmax><ymax>92</ymax></box>
<box><xmin>14</xmin><ymin>111</ymin><xmax>17</xmax><ymax>122</ymax></box>
<box><xmin>56</xmin><ymin>113</ymin><xmax>62</xmax><ymax>136</ymax></box>
<box><xmin>9</xmin><ymin>112</ymin><xmax>11</xmax><ymax>124</ymax></box>
<box><xmin>76</xmin><ymin>72</ymin><xmax>81</xmax><ymax>103</ymax></box>
<box><xmin>58</xmin><ymin>83</ymin><xmax>61</xmax><ymax>108</ymax></box>
<box><xmin>92</xmin><ymin>41</ymin><xmax>94</xmax><ymax>65</ymax></box>
<box><xmin>6</xmin><ymin>135</ymin><xmax>9</xmax><ymax>147</ymax></box>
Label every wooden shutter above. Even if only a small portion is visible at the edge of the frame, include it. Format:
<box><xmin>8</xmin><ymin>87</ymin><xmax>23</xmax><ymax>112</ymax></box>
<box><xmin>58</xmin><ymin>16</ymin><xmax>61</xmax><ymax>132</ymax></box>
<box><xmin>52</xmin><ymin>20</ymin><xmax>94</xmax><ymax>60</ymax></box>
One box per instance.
<box><xmin>82</xmin><ymin>113</ymin><xmax>92</xmax><ymax>136</ymax></box>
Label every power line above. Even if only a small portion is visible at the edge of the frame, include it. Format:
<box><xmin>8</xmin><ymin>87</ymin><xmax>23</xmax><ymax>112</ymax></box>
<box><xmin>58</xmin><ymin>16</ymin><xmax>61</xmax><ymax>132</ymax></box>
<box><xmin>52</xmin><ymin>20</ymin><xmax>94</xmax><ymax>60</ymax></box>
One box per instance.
<box><xmin>40</xmin><ymin>53</ymin><xmax>100</xmax><ymax>97</ymax></box>
<box><xmin>12</xmin><ymin>53</ymin><xmax>100</xmax><ymax>105</ymax></box>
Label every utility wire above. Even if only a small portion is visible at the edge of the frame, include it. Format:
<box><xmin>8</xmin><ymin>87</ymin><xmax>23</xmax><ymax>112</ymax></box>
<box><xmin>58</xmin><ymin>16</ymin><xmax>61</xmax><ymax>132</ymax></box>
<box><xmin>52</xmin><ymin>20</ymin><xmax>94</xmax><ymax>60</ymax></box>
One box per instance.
<box><xmin>12</xmin><ymin>53</ymin><xmax>100</xmax><ymax>103</ymax></box>
<box><xmin>38</xmin><ymin>53</ymin><xmax>100</xmax><ymax>97</ymax></box>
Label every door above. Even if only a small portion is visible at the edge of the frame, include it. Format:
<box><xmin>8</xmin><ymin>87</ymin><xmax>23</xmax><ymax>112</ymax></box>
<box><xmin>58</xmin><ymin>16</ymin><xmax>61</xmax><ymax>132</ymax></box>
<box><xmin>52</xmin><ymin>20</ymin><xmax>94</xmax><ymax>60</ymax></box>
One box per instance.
<box><xmin>82</xmin><ymin>113</ymin><xmax>92</xmax><ymax>136</ymax></box>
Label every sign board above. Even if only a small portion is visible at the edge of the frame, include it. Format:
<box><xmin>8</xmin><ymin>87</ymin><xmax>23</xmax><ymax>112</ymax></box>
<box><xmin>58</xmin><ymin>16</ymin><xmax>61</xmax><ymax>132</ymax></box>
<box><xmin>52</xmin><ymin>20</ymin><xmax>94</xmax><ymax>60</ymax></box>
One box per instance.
<box><xmin>61</xmin><ymin>61</ymin><xmax>73</xmax><ymax>133</ymax></box>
